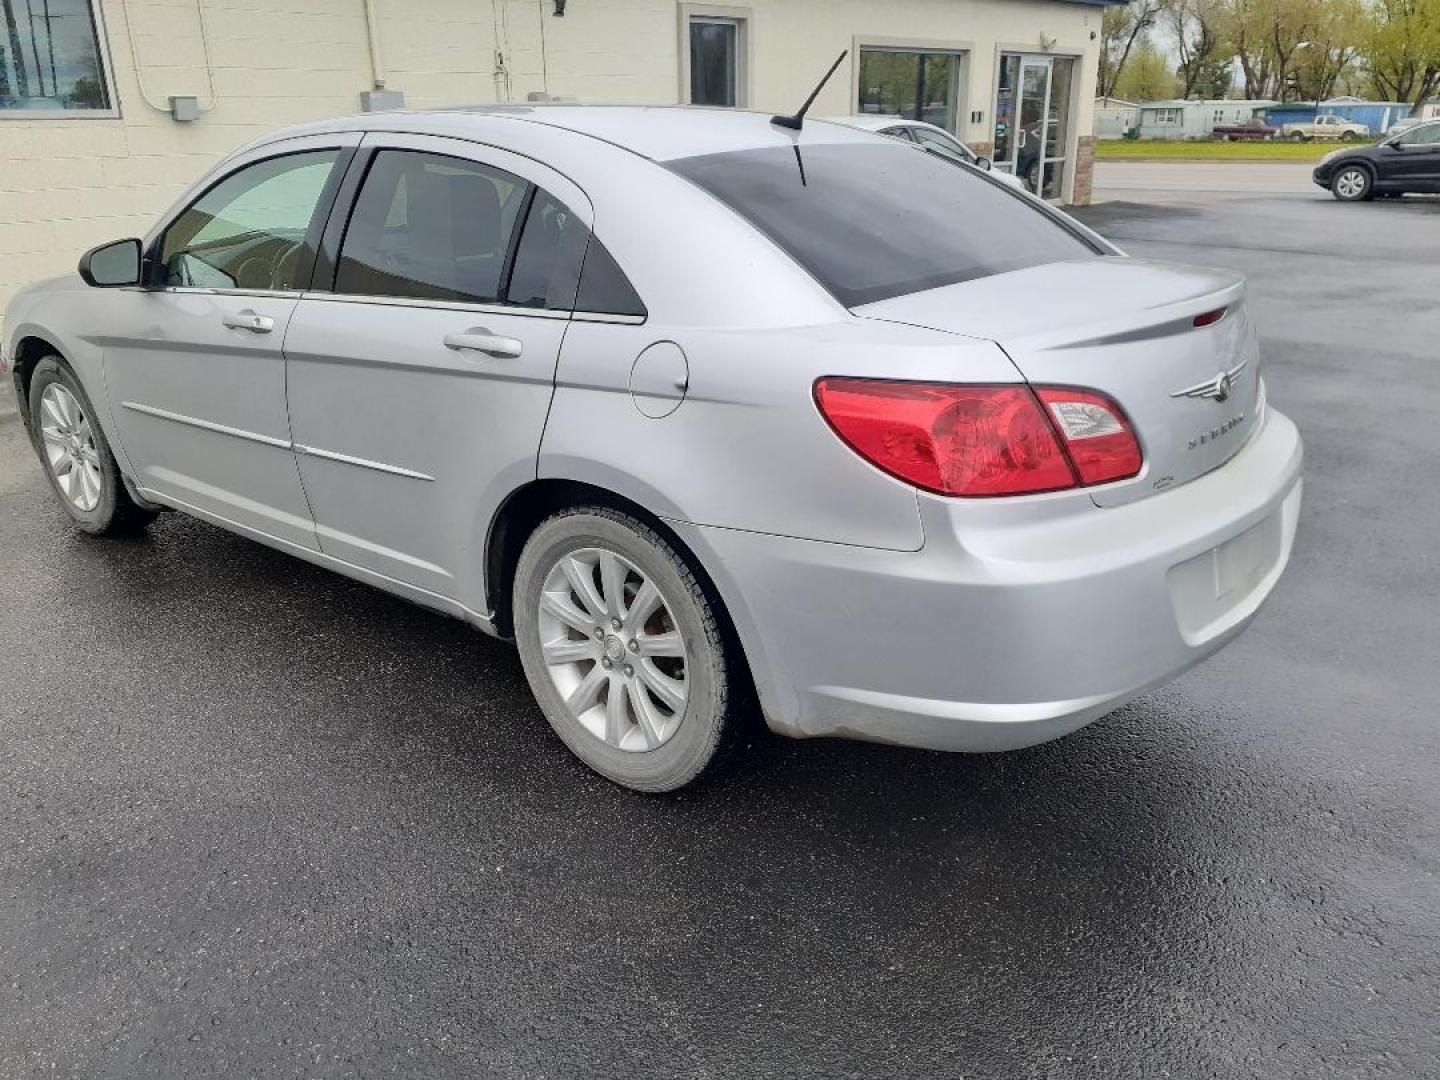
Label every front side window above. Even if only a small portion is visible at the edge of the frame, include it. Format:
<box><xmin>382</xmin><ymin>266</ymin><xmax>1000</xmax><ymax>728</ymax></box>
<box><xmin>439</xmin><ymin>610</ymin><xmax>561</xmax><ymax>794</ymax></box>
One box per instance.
<box><xmin>1402</xmin><ymin>123</ymin><xmax>1440</xmax><ymax>145</ymax></box>
<box><xmin>159</xmin><ymin>150</ymin><xmax>342</xmax><ymax>291</ymax></box>
<box><xmin>689</xmin><ymin>18</ymin><xmax>740</xmax><ymax>107</ymax></box>
<box><xmin>1</xmin><ymin>0</ymin><xmax>113</xmax><ymax>113</ymax></box>
<box><xmin>669</xmin><ymin>143</ymin><xmax>1098</xmax><ymax>308</ymax></box>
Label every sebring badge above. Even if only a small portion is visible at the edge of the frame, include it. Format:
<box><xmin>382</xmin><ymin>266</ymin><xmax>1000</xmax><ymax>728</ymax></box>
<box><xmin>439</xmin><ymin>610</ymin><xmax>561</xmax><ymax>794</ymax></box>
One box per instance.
<box><xmin>1170</xmin><ymin>359</ymin><xmax>1248</xmax><ymax>404</ymax></box>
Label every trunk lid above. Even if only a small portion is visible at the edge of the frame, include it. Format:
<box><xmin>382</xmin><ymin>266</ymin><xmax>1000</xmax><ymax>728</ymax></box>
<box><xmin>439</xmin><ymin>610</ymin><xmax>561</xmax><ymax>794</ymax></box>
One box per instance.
<box><xmin>852</xmin><ymin>257</ymin><xmax>1261</xmax><ymax>507</ymax></box>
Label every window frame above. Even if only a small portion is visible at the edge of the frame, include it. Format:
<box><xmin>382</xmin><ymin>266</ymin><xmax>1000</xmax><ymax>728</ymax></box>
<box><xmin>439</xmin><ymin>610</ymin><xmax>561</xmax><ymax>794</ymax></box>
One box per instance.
<box><xmin>854</xmin><ymin>42</ymin><xmax>969</xmax><ymax>136</ymax></box>
<box><xmin>679</xmin><ymin>4</ymin><xmax>751</xmax><ymax>109</ymax></box>
<box><xmin>308</xmin><ymin>132</ymin><xmax>646</xmax><ymax>325</ymax></box>
<box><xmin>0</xmin><ymin>0</ymin><xmax>121</xmax><ymax>119</ymax></box>
<box><xmin>327</xmin><ymin>146</ymin><xmax>539</xmax><ymax>310</ymax></box>
<box><xmin>144</xmin><ymin>138</ymin><xmax>360</xmax><ymax>295</ymax></box>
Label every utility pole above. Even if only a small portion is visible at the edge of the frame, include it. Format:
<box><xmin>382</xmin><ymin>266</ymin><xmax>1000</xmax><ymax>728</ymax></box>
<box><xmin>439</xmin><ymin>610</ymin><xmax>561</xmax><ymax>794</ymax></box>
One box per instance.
<box><xmin>3</xmin><ymin>0</ymin><xmax>31</xmax><ymax>97</ymax></box>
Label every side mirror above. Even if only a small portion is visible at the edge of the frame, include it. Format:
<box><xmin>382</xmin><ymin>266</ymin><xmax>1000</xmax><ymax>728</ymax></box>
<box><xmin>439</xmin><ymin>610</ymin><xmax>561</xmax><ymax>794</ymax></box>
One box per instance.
<box><xmin>78</xmin><ymin>238</ymin><xmax>143</xmax><ymax>288</ymax></box>
<box><xmin>976</xmin><ymin>156</ymin><xmax>993</xmax><ymax>171</ymax></box>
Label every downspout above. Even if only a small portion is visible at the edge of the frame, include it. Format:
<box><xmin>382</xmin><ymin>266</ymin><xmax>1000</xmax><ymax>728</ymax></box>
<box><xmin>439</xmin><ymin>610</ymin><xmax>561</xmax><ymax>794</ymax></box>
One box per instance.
<box><xmin>362</xmin><ymin>0</ymin><xmax>386</xmax><ymax>89</ymax></box>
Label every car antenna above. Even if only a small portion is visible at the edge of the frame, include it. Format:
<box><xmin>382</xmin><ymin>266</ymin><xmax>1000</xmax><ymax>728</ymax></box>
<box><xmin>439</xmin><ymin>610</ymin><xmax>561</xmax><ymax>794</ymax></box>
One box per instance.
<box><xmin>771</xmin><ymin>50</ymin><xmax>847</xmax><ymax>131</ymax></box>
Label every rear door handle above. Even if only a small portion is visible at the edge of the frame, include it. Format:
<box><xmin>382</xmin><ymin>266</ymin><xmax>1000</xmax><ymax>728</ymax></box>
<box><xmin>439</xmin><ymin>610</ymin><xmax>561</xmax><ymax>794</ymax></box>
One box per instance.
<box><xmin>222</xmin><ymin>310</ymin><xmax>274</xmax><ymax>334</ymax></box>
<box><xmin>443</xmin><ymin>329</ymin><xmax>523</xmax><ymax>359</ymax></box>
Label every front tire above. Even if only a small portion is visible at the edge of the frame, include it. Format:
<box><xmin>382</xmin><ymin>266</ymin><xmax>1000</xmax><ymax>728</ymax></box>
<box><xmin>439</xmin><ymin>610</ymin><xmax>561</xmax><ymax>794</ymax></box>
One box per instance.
<box><xmin>1330</xmin><ymin>165</ymin><xmax>1373</xmax><ymax>202</ymax></box>
<box><xmin>513</xmin><ymin>507</ymin><xmax>746</xmax><ymax>792</ymax></box>
<box><xmin>28</xmin><ymin>356</ymin><xmax>157</xmax><ymax>535</ymax></box>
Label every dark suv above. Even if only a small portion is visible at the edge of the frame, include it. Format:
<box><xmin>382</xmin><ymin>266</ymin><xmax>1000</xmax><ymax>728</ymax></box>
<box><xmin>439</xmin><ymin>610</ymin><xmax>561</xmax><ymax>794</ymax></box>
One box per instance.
<box><xmin>1312</xmin><ymin>120</ymin><xmax>1440</xmax><ymax>201</ymax></box>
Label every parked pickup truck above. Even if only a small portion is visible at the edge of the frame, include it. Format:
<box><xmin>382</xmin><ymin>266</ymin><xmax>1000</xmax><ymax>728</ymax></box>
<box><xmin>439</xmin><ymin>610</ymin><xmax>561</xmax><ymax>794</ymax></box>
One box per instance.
<box><xmin>1212</xmin><ymin>117</ymin><xmax>1279</xmax><ymax>140</ymax></box>
<box><xmin>1282</xmin><ymin>115</ymin><xmax>1370</xmax><ymax>141</ymax></box>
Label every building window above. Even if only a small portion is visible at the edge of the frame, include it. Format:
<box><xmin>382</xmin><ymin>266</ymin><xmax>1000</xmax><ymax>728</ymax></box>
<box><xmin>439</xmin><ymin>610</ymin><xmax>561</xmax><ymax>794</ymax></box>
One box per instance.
<box><xmin>1152</xmin><ymin>108</ymin><xmax>1181</xmax><ymax>125</ymax></box>
<box><xmin>858</xmin><ymin>48</ymin><xmax>963</xmax><ymax>133</ymax></box>
<box><xmin>1</xmin><ymin>0</ymin><xmax>115</xmax><ymax>115</ymax></box>
<box><xmin>689</xmin><ymin>17</ymin><xmax>741</xmax><ymax>107</ymax></box>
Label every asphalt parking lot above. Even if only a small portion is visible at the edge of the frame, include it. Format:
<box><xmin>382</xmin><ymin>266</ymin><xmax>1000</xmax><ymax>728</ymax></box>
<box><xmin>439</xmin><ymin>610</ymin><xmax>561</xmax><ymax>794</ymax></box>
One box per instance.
<box><xmin>3</xmin><ymin>188</ymin><xmax>1439</xmax><ymax>1078</ymax></box>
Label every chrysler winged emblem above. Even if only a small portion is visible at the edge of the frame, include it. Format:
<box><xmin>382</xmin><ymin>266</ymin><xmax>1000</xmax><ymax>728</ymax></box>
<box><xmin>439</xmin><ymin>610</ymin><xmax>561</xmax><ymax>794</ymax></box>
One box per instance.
<box><xmin>1170</xmin><ymin>360</ymin><xmax>1248</xmax><ymax>404</ymax></box>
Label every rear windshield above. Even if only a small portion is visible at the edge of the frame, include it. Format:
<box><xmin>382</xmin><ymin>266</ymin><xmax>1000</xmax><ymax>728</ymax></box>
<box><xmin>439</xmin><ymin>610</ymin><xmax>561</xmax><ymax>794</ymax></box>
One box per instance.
<box><xmin>668</xmin><ymin>143</ymin><xmax>1099</xmax><ymax>307</ymax></box>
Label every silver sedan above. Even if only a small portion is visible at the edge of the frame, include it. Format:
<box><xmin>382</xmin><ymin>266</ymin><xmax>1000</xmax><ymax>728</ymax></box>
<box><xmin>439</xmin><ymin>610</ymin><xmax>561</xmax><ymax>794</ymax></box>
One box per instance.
<box><xmin>3</xmin><ymin>106</ymin><xmax>1302</xmax><ymax>791</ymax></box>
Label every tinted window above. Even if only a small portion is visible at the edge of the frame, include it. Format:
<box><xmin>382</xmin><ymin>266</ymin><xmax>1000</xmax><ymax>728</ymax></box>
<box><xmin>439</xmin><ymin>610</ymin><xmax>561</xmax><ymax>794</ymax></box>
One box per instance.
<box><xmin>336</xmin><ymin>150</ymin><xmax>528</xmax><ymax>305</ymax></box>
<box><xmin>669</xmin><ymin>143</ymin><xmax>1097</xmax><ymax>307</ymax></box>
<box><xmin>1404</xmin><ymin>123</ymin><xmax>1440</xmax><ymax>145</ymax></box>
<box><xmin>574</xmin><ymin>238</ymin><xmax>647</xmax><ymax>318</ymax></box>
<box><xmin>160</xmin><ymin>150</ymin><xmax>341</xmax><ymax>290</ymax></box>
<box><xmin>506</xmin><ymin>190</ymin><xmax>589</xmax><ymax>310</ymax></box>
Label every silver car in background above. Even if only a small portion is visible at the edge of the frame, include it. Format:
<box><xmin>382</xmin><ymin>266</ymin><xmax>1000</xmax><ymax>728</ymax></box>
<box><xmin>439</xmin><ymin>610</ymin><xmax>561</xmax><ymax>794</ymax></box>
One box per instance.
<box><xmin>3</xmin><ymin>107</ymin><xmax>1302</xmax><ymax>791</ymax></box>
<box><xmin>830</xmin><ymin>114</ymin><xmax>1029</xmax><ymax>191</ymax></box>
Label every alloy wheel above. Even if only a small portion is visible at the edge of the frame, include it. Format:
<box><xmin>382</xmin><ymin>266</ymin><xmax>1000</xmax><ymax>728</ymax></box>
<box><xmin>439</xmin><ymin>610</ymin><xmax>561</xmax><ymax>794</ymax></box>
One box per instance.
<box><xmin>535</xmin><ymin>546</ymin><xmax>689</xmax><ymax>752</ymax></box>
<box><xmin>1335</xmin><ymin>169</ymin><xmax>1367</xmax><ymax>199</ymax></box>
<box><xmin>38</xmin><ymin>383</ymin><xmax>103</xmax><ymax>512</ymax></box>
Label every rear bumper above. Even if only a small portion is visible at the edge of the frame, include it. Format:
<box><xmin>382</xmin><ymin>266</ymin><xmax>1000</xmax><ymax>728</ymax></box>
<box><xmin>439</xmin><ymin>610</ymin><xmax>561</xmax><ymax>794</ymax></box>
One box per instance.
<box><xmin>680</xmin><ymin>409</ymin><xmax>1303</xmax><ymax>752</ymax></box>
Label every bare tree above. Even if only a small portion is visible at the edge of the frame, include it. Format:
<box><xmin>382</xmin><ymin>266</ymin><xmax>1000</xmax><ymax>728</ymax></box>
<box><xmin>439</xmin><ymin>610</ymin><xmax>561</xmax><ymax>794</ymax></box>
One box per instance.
<box><xmin>1099</xmin><ymin>0</ymin><xmax>1163</xmax><ymax>98</ymax></box>
<box><xmin>1166</xmin><ymin>0</ymin><xmax>1227</xmax><ymax>96</ymax></box>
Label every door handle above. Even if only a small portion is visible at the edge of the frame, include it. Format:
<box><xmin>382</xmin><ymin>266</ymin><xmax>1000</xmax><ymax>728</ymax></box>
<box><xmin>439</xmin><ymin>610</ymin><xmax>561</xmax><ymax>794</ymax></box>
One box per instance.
<box><xmin>222</xmin><ymin>310</ymin><xmax>274</xmax><ymax>333</ymax></box>
<box><xmin>443</xmin><ymin>329</ymin><xmax>523</xmax><ymax>359</ymax></box>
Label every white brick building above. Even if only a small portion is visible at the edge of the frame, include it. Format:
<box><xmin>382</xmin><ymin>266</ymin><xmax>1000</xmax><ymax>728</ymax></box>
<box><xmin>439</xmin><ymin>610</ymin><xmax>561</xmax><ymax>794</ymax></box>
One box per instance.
<box><xmin>1</xmin><ymin>0</ymin><xmax>1118</xmax><ymax>322</ymax></box>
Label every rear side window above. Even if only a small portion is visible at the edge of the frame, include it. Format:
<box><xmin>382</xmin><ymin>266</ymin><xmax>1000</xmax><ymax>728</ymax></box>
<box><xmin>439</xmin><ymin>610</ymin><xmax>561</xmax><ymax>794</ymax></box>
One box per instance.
<box><xmin>506</xmin><ymin>190</ymin><xmax>589</xmax><ymax>310</ymax></box>
<box><xmin>668</xmin><ymin>143</ymin><xmax>1098</xmax><ymax>307</ymax></box>
<box><xmin>575</xmin><ymin>237</ymin><xmax>647</xmax><ymax>318</ymax></box>
<box><xmin>336</xmin><ymin>150</ymin><xmax>529</xmax><ymax>305</ymax></box>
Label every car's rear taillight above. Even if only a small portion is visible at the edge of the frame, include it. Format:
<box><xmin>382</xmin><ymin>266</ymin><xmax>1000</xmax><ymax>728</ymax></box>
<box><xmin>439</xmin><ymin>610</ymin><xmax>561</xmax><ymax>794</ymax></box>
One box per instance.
<box><xmin>813</xmin><ymin>378</ymin><xmax>1142</xmax><ymax>497</ymax></box>
<box><xmin>1034</xmin><ymin>387</ymin><xmax>1143</xmax><ymax>486</ymax></box>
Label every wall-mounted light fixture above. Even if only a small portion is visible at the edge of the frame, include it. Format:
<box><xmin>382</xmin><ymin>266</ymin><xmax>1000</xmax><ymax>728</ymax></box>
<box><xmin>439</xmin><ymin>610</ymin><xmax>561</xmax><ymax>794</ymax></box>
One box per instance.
<box><xmin>553</xmin><ymin>0</ymin><xmax>567</xmax><ymax>15</ymax></box>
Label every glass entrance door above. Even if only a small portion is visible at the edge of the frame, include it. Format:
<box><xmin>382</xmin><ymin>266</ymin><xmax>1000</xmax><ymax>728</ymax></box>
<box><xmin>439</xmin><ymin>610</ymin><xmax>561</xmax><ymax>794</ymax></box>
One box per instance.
<box><xmin>993</xmin><ymin>54</ymin><xmax>1074</xmax><ymax>199</ymax></box>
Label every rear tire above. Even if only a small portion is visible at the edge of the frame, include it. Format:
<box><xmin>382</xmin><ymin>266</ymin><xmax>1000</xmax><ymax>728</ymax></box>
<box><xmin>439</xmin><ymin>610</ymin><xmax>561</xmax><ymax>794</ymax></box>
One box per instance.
<box><xmin>1340</xmin><ymin>131</ymin><xmax>1357</xmax><ymax>142</ymax></box>
<box><xmin>1330</xmin><ymin>165</ymin><xmax>1373</xmax><ymax>202</ymax></box>
<box><xmin>27</xmin><ymin>356</ymin><xmax>157</xmax><ymax>536</ymax></box>
<box><xmin>1290</xmin><ymin>131</ymin><xmax>1307</xmax><ymax>142</ymax></box>
<box><xmin>512</xmin><ymin>507</ymin><xmax>747</xmax><ymax>792</ymax></box>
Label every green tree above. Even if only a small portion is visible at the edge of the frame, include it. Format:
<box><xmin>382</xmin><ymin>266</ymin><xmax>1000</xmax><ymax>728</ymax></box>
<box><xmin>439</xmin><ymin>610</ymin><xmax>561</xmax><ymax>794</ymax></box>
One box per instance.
<box><xmin>1290</xmin><ymin>0</ymin><xmax>1367</xmax><ymax>102</ymax></box>
<box><xmin>1114</xmin><ymin>41</ymin><xmax>1180</xmax><ymax>100</ymax></box>
<box><xmin>1363</xmin><ymin>0</ymin><xmax>1440</xmax><ymax>106</ymax></box>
